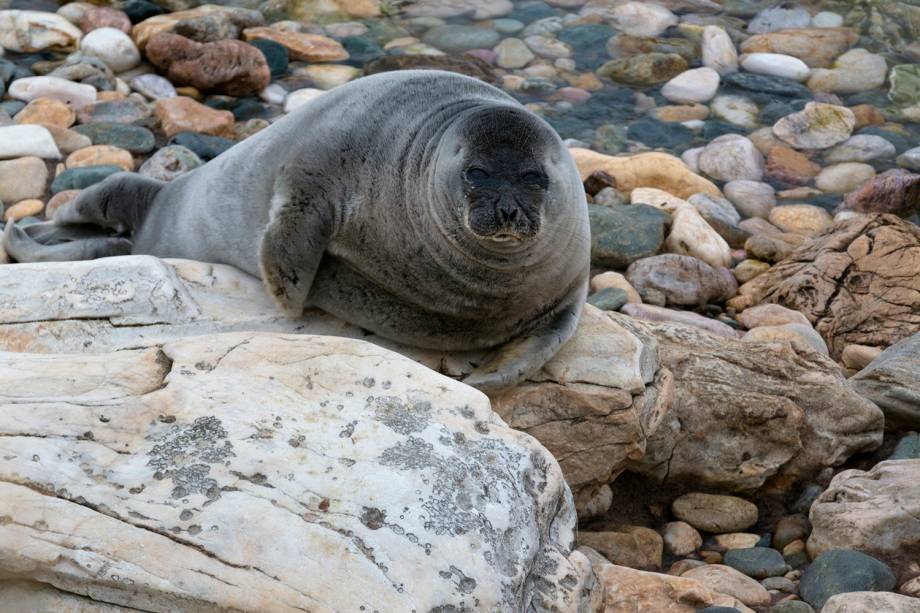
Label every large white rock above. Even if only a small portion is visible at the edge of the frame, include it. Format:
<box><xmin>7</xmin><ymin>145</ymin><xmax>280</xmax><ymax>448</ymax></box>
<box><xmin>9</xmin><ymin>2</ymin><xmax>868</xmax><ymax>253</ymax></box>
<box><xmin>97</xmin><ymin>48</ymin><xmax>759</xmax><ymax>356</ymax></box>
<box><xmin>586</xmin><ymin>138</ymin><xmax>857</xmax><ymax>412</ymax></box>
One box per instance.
<box><xmin>0</xmin><ymin>10</ymin><xmax>82</xmax><ymax>52</ymax></box>
<box><xmin>0</xmin><ymin>331</ymin><xmax>600</xmax><ymax>611</ymax></box>
<box><xmin>7</xmin><ymin>76</ymin><xmax>97</xmax><ymax>109</ymax></box>
<box><xmin>808</xmin><ymin>460</ymin><xmax>920</xmax><ymax>575</ymax></box>
<box><xmin>0</xmin><ymin>256</ymin><xmax>670</xmax><ymax>519</ymax></box>
<box><xmin>79</xmin><ymin>26</ymin><xmax>141</xmax><ymax>73</ymax></box>
<box><xmin>0</xmin><ymin>124</ymin><xmax>61</xmax><ymax>159</ymax></box>
<box><xmin>701</xmin><ymin>25</ymin><xmax>737</xmax><ymax>76</ymax></box>
<box><xmin>660</xmin><ymin>67</ymin><xmax>720</xmax><ymax>104</ymax></box>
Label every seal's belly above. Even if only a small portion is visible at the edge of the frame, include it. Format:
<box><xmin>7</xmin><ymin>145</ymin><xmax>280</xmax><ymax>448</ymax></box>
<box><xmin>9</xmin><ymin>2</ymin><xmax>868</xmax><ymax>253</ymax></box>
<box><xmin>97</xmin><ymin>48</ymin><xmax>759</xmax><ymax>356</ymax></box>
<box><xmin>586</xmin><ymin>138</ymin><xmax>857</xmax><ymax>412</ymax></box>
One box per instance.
<box><xmin>307</xmin><ymin>255</ymin><xmax>529</xmax><ymax>351</ymax></box>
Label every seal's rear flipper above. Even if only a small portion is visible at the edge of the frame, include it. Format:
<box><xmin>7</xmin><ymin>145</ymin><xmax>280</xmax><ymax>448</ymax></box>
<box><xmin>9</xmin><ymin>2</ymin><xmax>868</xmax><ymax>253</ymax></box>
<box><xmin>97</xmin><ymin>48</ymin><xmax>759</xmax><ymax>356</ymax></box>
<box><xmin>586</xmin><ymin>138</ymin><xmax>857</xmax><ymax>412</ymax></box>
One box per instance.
<box><xmin>54</xmin><ymin>172</ymin><xmax>164</xmax><ymax>233</ymax></box>
<box><xmin>2</xmin><ymin>221</ymin><xmax>132</xmax><ymax>263</ymax></box>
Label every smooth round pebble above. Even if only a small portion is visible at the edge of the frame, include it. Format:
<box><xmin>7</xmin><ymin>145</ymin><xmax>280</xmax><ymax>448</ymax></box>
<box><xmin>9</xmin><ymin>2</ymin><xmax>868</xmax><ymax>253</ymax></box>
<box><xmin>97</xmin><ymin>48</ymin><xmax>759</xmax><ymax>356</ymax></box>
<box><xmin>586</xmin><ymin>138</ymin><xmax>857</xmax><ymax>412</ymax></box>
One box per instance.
<box><xmin>799</xmin><ymin>550</ymin><xmax>896</xmax><ymax>610</ymax></box>
<box><xmin>741</xmin><ymin>53</ymin><xmax>810</xmax><ymax>82</ymax></box>
<box><xmin>3</xmin><ymin>199</ymin><xmax>44</xmax><ymax>221</ymax></box>
<box><xmin>138</xmin><ymin>145</ymin><xmax>202</xmax><ymax>181</ymax></box>
<box><xmin>815</xmin><ymin>163</ymin><xmax>876</xmax><ymax>193</ymax></box>
<box><xmin>672</xmin><ymin>493</ymin><xmax>759</xmax><ymax>534</ymax></box>
<box><xmin>80</xmin><ymin>27</ymin><xmax>142</xmax><ymax>73</ymax></box>
<box><xmin>284</xmin><ymin>88</ymin><xmax>325</xmax><ymax>113</ymax></box>
<box><xmin>768</xmin><ymin>204</ymin><xmax>832</xmax><ymax>235</ymax></box>
<box><xmin>661</xmin><ymin>67</ymin><xmax>720</xmax><ymax>104</ymax></box>
<box><xmin>131</xmin><ymin>73</ymin><xmax>177</xmax><ymax>100</ymax></box>
<box><xmin>723</xmin><ymin>547</ymin><xmax>789</xmax><ymax>579</ymax></box>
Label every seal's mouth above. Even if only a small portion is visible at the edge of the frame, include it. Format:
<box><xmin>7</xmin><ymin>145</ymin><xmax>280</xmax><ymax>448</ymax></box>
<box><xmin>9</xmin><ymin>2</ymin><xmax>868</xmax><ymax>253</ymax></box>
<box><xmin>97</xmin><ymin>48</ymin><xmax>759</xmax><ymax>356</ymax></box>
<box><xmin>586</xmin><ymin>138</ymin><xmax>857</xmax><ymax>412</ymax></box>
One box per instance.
<box><xmin>488</xmin><ymin>231</ymin><xmax>524</xmax><ymax>243</ymax></box>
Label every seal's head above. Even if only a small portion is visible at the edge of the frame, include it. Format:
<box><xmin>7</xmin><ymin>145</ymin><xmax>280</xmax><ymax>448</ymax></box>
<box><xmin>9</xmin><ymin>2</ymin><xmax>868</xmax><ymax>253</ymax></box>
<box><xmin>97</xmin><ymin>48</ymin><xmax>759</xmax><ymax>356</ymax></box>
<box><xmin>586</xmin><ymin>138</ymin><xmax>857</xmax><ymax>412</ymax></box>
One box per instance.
<box><xmin>436</xmin><ymin>105</ymin><xmax>567</xmax><ymax>248</ymax></box>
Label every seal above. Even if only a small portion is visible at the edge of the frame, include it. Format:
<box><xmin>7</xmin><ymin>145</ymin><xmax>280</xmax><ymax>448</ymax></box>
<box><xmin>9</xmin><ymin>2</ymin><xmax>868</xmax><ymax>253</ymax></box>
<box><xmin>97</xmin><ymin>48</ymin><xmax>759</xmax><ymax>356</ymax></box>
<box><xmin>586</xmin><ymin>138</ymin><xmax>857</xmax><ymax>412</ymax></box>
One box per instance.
<box><xmin>5</xmin><ymin>70</ymin><xmax>590</xmax><ymax>390</ymax></box>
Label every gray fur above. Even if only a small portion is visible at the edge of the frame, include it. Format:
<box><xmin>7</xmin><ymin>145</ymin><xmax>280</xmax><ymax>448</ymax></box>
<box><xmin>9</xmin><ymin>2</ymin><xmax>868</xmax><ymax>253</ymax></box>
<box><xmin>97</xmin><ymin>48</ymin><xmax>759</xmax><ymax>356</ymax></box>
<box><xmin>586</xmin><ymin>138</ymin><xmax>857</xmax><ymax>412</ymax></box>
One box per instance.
<box><xmin>5</xmin><ymin>71</ymin><xmax>590</xmax><ymax>390</ymax></box>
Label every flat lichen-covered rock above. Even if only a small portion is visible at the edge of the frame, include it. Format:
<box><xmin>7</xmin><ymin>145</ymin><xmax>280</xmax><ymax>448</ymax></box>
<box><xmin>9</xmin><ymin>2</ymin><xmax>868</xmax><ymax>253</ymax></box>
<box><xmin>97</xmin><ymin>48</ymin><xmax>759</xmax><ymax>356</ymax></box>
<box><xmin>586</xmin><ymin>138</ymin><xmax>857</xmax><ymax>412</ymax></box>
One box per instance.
<box><xmin>0</xmin><ymin>255</ymin><xmax>670</xmax><ymax>519</ymax></box>
<box><xmin>0</xmin><ymin>332</ymin><xmax>599</xmax><ymax>612</ymax></box>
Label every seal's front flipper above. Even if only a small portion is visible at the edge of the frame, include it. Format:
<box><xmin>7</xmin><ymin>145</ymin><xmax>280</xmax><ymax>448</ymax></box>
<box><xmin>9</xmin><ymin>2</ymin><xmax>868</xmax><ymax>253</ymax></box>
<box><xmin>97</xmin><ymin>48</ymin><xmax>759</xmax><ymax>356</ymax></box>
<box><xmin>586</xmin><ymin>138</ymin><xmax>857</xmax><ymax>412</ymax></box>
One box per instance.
<box><xmin>462</xmin><ymin>300</ymin><xmax>583</xmax><ymax>393</ymax></box>
<box><xmin>2</xmin><ymin>221</ymin><xmax>132</xmax><ymax>263</ymax></box>
<box><xmin>258</xmin><ymin>186</ymin><xmax>335</xmax><ymax>316</ymax></box>
<box><xmin>54</xmin><ymin>172</ymin><xmax>163</xmax><ymax>233</ymax></box>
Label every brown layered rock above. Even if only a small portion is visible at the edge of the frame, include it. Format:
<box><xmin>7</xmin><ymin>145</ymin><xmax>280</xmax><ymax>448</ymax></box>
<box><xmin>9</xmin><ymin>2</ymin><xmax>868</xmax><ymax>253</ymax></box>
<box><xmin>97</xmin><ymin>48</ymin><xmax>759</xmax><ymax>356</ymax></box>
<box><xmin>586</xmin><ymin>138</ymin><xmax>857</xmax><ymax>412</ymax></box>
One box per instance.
<box><xmin>242</xmin><ymin>26</ymin><xmax>348</xmax><ymax>62</ymax></box>
<box><xmin>730</xmin><ymin>215</ymin><xmax>920</xmax><ymax>358</ymax></box>
<box><xmin>146</xmin><ymin>32</ymin><xmax>270</xmax><ymax>96</ymax></box>
<box><xmin>610</xmin><ymin>312</ymin><xmax>883</xmax><ymax>492</ymax></box>
<box><xmin>740</xmin><ymin>28</ymin><xmax>857</xmax><ymax>68</ymax></box>
<box><xmin>840</xmin><ymin>169</ymin><xmax>920</xmax><ymax>217</ymax></box>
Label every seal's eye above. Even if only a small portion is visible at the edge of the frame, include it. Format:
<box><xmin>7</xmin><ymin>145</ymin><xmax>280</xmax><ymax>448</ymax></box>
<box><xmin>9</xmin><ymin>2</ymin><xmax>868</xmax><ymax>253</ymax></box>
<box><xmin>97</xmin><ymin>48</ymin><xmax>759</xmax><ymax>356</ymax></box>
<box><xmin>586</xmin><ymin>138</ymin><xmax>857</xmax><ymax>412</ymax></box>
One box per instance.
<box><xmin>466</xmin><ymin>168</ymin><xmax>490</xmax><ymax>183</ymax></box>
<box><xmin>522</xmin><ymin>171</ymin><xmax>545</xmax><ymax>186</ymax></box>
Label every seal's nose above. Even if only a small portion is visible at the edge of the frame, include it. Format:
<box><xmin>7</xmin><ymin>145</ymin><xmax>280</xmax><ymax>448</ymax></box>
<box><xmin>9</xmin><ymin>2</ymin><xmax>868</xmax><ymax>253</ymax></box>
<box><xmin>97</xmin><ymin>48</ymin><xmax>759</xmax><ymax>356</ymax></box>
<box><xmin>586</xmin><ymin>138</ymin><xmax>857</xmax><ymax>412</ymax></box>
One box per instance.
<box><xmin>497</xmin><ymin>205</ymin><xmax>518</xmax><ymax>224</ymax></box>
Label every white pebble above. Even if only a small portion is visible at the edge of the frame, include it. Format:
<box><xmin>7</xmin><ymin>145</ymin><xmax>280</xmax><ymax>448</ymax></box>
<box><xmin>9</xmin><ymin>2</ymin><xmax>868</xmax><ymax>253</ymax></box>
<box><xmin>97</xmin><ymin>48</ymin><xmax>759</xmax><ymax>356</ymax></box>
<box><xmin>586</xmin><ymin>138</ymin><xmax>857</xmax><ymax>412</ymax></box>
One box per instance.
<box><xmin>812</xmin><ymin>12</ymin><xmax>843</xmax><ymax>28</ymax></box>
<box><xmin>661</xmin><ymin>67</ymin><xmax>720</xmax><ymax>103</ymax></box>
<box><xmin>80</xmin><ymin>27</ymin><xmax>141</xmax><ymax>73</ymax></box>
<box><xmin>0</xmin><ymin>124</ymin><xmax>61</xmax><ymax>160</ymax></box>
<box><xmin>7</xmin><ymin>76</ymin><xmax>97</xmax><ymax>109</ymax></box>
<box><xmin>284</xmin><ymin>88</ymin><xmax>325</xmax><ymax>113</ymax></box>
<box><xmin>741</xmin><ymin>53</ymin><xmax>810</xmax><ymax>82</ymax></box>
<box><xmin>260</xmin><ymin>83</ymin><xmax>288</xmax><ymax>105</ymax></box>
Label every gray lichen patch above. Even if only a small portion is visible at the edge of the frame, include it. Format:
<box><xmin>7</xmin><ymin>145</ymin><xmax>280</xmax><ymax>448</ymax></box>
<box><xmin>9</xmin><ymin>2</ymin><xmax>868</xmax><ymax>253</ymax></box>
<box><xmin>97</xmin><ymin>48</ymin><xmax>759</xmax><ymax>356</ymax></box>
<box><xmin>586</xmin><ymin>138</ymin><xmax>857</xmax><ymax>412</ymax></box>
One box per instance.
<box><xmin>371</xmin><ymin>395</ymin><xmax>433</xmax><ymax>435</ymax></box>
<box><xmin>146</xmin><ymin>416</ymin><xmax>236</xmax><ymax>501</ymax></box>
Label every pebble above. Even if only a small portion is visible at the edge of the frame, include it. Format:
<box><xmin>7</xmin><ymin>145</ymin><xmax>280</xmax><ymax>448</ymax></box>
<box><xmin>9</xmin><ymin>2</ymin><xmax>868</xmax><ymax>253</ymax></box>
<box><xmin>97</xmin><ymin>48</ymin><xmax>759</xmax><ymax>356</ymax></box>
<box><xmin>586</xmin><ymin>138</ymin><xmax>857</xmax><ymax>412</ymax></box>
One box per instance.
<box><xmin>651</xmin><ymin>104</ymin><xmax>709</xmax><ymax>123</ymax></box>
<box><xmin>298</xmin><ymin>64</ymin><xmax>360</xmax><ymax>90</ymax></box>
<box><xmin>626</xmin><ymin>255</ymin><xmax>737</xmax><ymax>307</ymax></box>
<box><xmin>741</xmin><ymin>53</ymin><xmax>810</xmax><ymax>82</ymax></box>
<box><xmin>250</xmin><ymin>39</ymin><xmax>288</xmax><ymax>79</ymax></box>
<box><xmin>284</xmin><ymin>88</ymin><xmax>325</xmax><ymax>113</ymax></box>
<box><xmin>724</xmin><ymin>180</ymin><xmax>775</xmax><ymax>219</ymax></box>
<box><xmin>807</xmin><ymin>49</ymin><xmax>888</xmax><ymax>94</ymax></box>
<box><xmin>661</xmin><ymin>67</ymin><xmax>720</xmax><ymax>104</ymax></box>
<box><xmin>598</xmin><ymin>53</ymin><xmax>688</xmax><ymax>86</ymax></box>
<box><xmin>522</xmin><ymin>34</ymin><xmax>571</xmax><ymax>59</ymax></box>
<box><xmin>771</xmin><ymin>602</ymin><xmax>815</xmax><ymax>613</ymax></box>
<box><xmin>761</xmin><ymin>576</ymin><xmax>796</xmax><ymax>592</ymax></box>
<box><xmin>42</xmin><ymin>125</ymin><xmax>92</xmax><ymax>154</ymax></box>
<box><xmin>610</xmin><ymin>2</ymin><xmax>677</xmax><ymax>38</ymax></box>
<box><xmin>44</xmin><ymin>189</ymin><xmax>79</xmax><ymax>219</ymax></box>
<box><xmin>146</xmin><ymin>32</ymin><xmax>269</xmax><ymax>96</ymax></box>
<box><xmin>590</xmin><ymin>271</ymin><xmax>641</xmax><ymax>304</ymax></box>
<box><xmin>66</xmin><ymin>144</ymin><xmax>134</xmax><ymax>171</ymax></box>
<box><xmin>824</xmin><ymin>135</ymin><xmax>896</xmax><ymax>164</ymax></box>
<box><xmin>80</xmin><ymin>27</ymin><xmax>141</xmax><ymax>73</ymax></box>
<box><xmin>823</xmin><ymin>592</ymin><xmax>920</xmax><ymax>613</ymax></box>
<box><xmin>768</xmin><ymin>204</ymin><xmax>833</xmax><ymax>235</ymax></box>
<box><xmin>737</xmin><ymin>304</ymin><xmax>811</xmax><ymax>329</ymax></box>
<box><xmin>662</xmin><ymin>521</ymin><xmax>702</xmax><ymax>556</ymax></box>
<box><xmin>131</xmin><ymin>73</ymin><xmax>177</xmax><ymax>100</ymax></box>
<box><xmin>723</xmin><ymin>547</ymin><xmax>788</xmax><ymax>579</ymax></box>
<box><xmin>155</xmin><ymin>96</ymin><xmax>235</xmax><ymax>138</ymax></box>
<box><xmin>713</xmin><ymin>533</ymin><xmax>761</xmax><ymax>550</ymax></box>
<box><xmin>7</xmin><ymin>76</ymin><xmax>97</xmax><ymax>110</ymax></box>
<box><xmin>749</xmin><ymin>6</ymin><xmax>811</xmax><ymax>34</ymax></box>
<box><xmin>169</xmin><ymin>132</ymin><xmax>234</xmax><ymax>161</ymax></box>
<box><xmin>682</xmin><ymin>565</ymin><xmax>771</xmax><ymax>607</ymax></box>
<box><xmin>766</xmin><ymin>145</ymin><xmax>822</xmax><ymax>186</ymax></box>
<box><xmin>242</xmin><ymin>27</ymin><xmax>348</xmax><ymax>62</ymax></box>
<box><xmin>0</xmin><ymin>124</ymin><xmax>61</xmax><ymax>159</ymax></box>
<box><xmin>701</xmin><ymin>26</ymin><xmax>737</xmax><ymax>76</ymax></box>
<box><xmin>698</xmin><ymin>134</ymin><xmax>764</xmax><ymax>182</ymax></box>
<box><xmin>79</xmin><ymin>7</ymin><xmax>132</xmax><ymax>34</ymax></box>
<box><xmin>666</xmin><ymin>204</ymin><xmax>733</xmax><ymax>268</ymax></box>
<box><xmin>744</xmin><ymin>231</ymin><xmax>805</xmax><ymax>263</ymax></box>
<box><xmin>897</xmin><ymin>146</ymin><xmax>920</xmax><ymax>171</ymax></box>
<box><xmin>72</xmin><ymin>122</ymin><xmax>155</xmax><ymax>154</ymax></box>
<box><xmin>815</xmin><ymin>163</ymin><xmax>876</xmax><ymax>194</ymax></box>
<box><xmin>710</xmin><ymin>95</ymin><xmax>758</xmax><ymax>129</ymax></box>
<box><xmin>588</xmin><ymin>203</ymin><xmax>670</xmax><ymax>269</ymax></box>
<box><xmin>51</xmin><ymin>164</ymin><xmax>122</xmax><ymax>193</ymax></box>
<box><xmin>494</xmin><ymin>37</ymin><xmax>534</xmax><ymax>69</ymax></box>
<box><xmin>14</xmin><ymin>97</ymin><xmax>74</xmax><ymax>127</ymax></box>
<box><xmin>772</xmin><ymin>102</ymin><xmax>855</xmax><ymax>150</ymax></box>
<box><xmin>578</xmin><ymin>527</ymin><xmax>663</xmax><ymax>570</ymax></box>
<box><xmin>799</xmin><ymin>550</ymin><xmax>896</xmax><ymax>610</ymax></box>
<box><xmin>733</xmin><ymin>259</ymin><xmax>770</xmax><ymax>283</ymax></box>
<box><xmin>841</xmin><ymin>169</ymin><xmax>920</xmax><ymax>217</ymax></box>
<box><xmin>672</xmin><ymin>493</ymin><xmax>758</xmax><ymax>533</ymax></box>
<box><xmin>740</xmin><ymin>28</ymin><xmax>856</xmax><ymax>69</ymax></box>
<box><xmin>812</xmin><ymin>12</ymin><xmax>843</xmax><ymax>28</ymax></box>
<box><xmin>0</xmin><ymin>156</ymin><xmax>48</xmax><ymax>202</ymax></box>
<box><xmin>138</xmin><ymin>144</ymin><xmax>202</xmax><ymax>181</ymax></box>
<box><xmin>620</xmin><ymin>303</ymin><xmax>739</xmax><ymax>338</ymax></box>
<box><xmin>76</xmin><ymin>97</ymin><xmax>151</xmax><ymax>125</ymax></box>
<box><xmin>841</xmin><ymin>344</ymin><xmax>883</xmax><ymax>371</ymax></box>
<box><xmin>0</xmin><ymin>9</ymin><xmax>82</xmax><ymax>52</ymax></box>
<box><xmin>421</xmin><ymin>24</ymin><xmax>501</xmax><ymax>53</ymax></box>
<box><xmin>2</xmin><ymin>198</ymin><xmax>44</xmax><ymax>221</ymax></box>
<box><xmin>743</xmin><ymin>323</ymin><xmax>830</xmax><ymax>355</ymax></box>
<box><xmin>586</xmin><ymin>287</ymin><xmax>628</xmax><ymax>311</ymax></box>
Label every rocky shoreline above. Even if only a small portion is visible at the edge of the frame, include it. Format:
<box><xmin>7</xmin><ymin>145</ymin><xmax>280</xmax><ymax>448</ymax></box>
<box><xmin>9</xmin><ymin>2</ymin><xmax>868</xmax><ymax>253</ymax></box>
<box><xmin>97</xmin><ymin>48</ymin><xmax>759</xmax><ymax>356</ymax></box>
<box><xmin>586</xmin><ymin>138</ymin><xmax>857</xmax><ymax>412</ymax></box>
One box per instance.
<box><xmin>1</xmin><ymin>0</ymin><xmax>920</xmax><ymax>611</ymax></box>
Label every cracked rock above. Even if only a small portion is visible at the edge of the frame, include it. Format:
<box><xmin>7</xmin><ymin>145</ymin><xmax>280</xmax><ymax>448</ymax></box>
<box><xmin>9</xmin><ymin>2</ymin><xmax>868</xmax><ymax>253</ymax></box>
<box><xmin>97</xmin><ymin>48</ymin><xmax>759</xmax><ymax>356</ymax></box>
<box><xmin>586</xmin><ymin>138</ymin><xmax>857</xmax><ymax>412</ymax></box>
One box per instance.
<box><xmin>0</xmin><ymin>332</ymin><xmax>599</xmax><ymax>611</ymax></box>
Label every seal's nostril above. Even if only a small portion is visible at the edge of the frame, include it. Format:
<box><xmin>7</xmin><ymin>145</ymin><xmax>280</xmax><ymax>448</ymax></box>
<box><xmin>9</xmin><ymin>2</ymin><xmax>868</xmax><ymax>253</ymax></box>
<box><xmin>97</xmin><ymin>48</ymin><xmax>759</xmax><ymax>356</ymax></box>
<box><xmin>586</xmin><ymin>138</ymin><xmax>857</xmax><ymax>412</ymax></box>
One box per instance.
<box><xmin>498</xmin><ymin>205</ymin><xmax>516</xmax><ymax>223</ymax></box>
